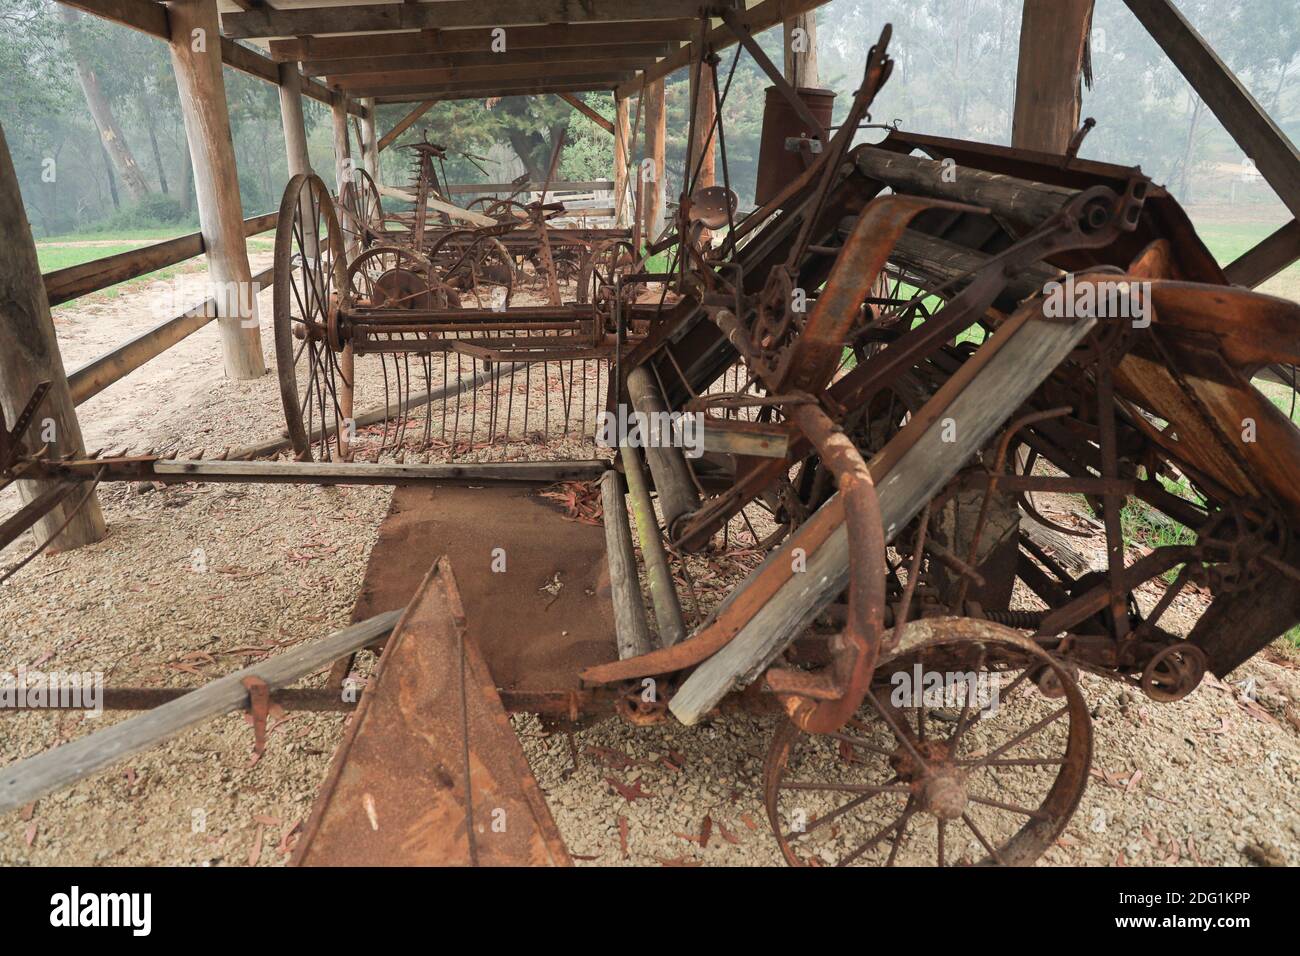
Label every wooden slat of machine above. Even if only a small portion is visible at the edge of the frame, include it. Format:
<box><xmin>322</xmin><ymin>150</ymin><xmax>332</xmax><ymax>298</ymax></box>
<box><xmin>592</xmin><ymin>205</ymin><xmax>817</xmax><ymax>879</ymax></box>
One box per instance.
<box><xmin>293</xmin><ymin>558</ymin><xmax>571</xmax><ymax>867</ymax></box>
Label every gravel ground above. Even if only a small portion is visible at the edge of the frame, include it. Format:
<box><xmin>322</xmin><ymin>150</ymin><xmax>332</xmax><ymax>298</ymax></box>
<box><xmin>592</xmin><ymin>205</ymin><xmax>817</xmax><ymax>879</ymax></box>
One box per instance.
<box><xmin>1</xmin><ymin>262</ymin><xmax>1298</xmax><ymax>867</ymax></box>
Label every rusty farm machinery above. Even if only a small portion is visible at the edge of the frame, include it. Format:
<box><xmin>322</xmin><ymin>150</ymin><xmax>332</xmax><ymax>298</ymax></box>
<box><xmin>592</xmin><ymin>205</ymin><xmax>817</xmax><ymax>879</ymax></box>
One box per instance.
<box><xmin>4</xmin><ymin>23</ymin><xmax>1300</xmax><ymax>867</ymax></box>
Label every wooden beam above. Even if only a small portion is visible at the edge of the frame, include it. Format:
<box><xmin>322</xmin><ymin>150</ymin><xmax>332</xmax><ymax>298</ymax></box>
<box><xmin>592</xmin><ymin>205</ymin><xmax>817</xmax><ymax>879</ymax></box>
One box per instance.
<box><xmin>68</xmin><ymin>266</ymin><xmax>274</xmax><ymax>405</ymax></box>
<box><xmin>376</xmin><ymin>100</ymin><xmax>435</xmax><ymax>152</ymax></box>
<box><xmin>614</xmin><ymin>95</ymin><xmax>632</xmax><ymax>226</ymax></box>
<box><xmin>0</xmin><ymin>120</ymin><xmax>106</xmax><ymax>551</ymax></box>
<box><xmin>277</xmin><ymin>60</ymin><xmax>313</xmax><ymax>178</ymax></box>
<box><xmin>1124</xmin><ymin>0</ymin><xmax>1300</xmax><ymax>219</ymax></box>
<box><xmin>270</xmin><ymin>20</ymin><xmax>694</xmax><ymax>61</ymax></box>
<box><xmin>373</xmin><ymin>83</ymin><xmax>620</xmax><ymax>105</ymax></box>
<box><xmin>600</xmin><ymin>471</ymin><xmax>654</xmax><ymax>660</ymax></box>
<box><xmin>53</xmin><ymin>0</ymin><xmax>365</xmax><ymax>115</ymax></box>
<box><xmin>617</xmin><ymin>0</ymin><xmax>827</xmax><ymax>99</ymax></box>
<box><xmin>1223</xmin><ymin>219</ymin><xmax>1300</xmax><ymax>288</ymax></box>
<box><xmin>376</xmin><ymin>184</ymin><xmax>496</xmax><ymax>226</ymax></box>
<box><xmin>167</xmin><ymin>0</ymin><xmax>264</xmax><ymax>380</ymax></box>
<box><xmin>350</xmin><ymin>75</ymin><xmax>634</xmax><ymax>101</ymax></box>
<box><xmin>303</xmin><ymin>43</ymin><xmax>671</xmax><ymax>77</ymax></box>
<box><xmin>689</xmin><ymin>26</ymin><xmax>717</xmax><ymax>192</ymax></box>
<box><xmin>0</xmin><ymin>610</ymin><xmax>405</xmax><ymax>815</ymax></box>
<box><xmin>330</xmin><ymin>61</ymin><xmax>643</xmax><ymax>92</ymax></box>
<box><xmin>43</xmin><ymin>212</ymin><xmax>275</xmax><ymax>306</ymax></box>
<box><xmin>782</xmin><ymin>8</ymin><xmax>819</xmax><ymax>86</ymax></box>
<box><xmin>643</xmin><ymin>77</ymin><xmax>666</xmax><ymax>241</ymax></box>
<box><xmin>224</xmin><ymin>1</ymin><xmax>711</xmax><ymax>39</ymax></box>
<box><xmin>360</xmin><ymin>96</ymin><xmax>379</xmax><ymax>180</ymax></box>
<box><xmin>557</xmin><ymin>94</ymin><xmax>614</xmax><ymax>134</ymax></box>
<box><xmin>1012</xmin><ymin>0</ymin><xmax>1093</xmax><ymax>153</ymax></box>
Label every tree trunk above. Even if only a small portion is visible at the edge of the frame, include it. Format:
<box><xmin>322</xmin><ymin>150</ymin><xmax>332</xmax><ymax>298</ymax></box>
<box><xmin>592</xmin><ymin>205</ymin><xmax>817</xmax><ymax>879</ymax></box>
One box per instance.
<box><xmin>144</xmin><ymin>106</ymin><xmax>169</xmax><ymax>194</ymax></box>
<box><xmin>59</xmin><ymin>7</ymin><xmax>152</xmax><ymax>202</ymax></box>
<box><xmin>99</xmin><ymin>139</ymin><xmax>120</xmax><ymax>210</ymax></box>
<box><xmin>507</xmin><ymin>129</ymin><xmax>545</xmax><ymax>181</ymax></box>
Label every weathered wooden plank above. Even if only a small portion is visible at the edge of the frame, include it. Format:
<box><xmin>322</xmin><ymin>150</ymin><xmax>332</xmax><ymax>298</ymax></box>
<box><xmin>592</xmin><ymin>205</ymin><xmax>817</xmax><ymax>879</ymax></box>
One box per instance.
<box><xmin>344</xmin><ymin>74</ymin><xmax>635</xmax><ymax>100</ymax></box>
<box><xmin>225</xmin><ymin>1</ymin><xmax>709</xmax><ymax>39</ymax></box>
<box><xmin>269</xmin><ymin>21</ymin><xmax>694</xmax><ymax>61</ymax></box>
<box><xmin>376</xmin><ymin>183</ymin><xmax>495</xmax><ymax>225</ymax></box>
<box><xmin>148</xmin><ymin>458</ymin><xmax>608</xmax><ymax>485</ymax></box>
<box><xmin>1124</xmin><ymin>0</ymin><xmax>1300</xmax><ymax>219</ymax></box>
<box><xmin>305</xmin><ymin>43</ymin><xmax>670</xmax><ymax>78</ymax></box>
<box><xmin>558</xmin><ymin>93</ymin><xmax>615</xmax><ymax>135</ymax></box>
<box><xmin>600</xmin><ymin>471</ymin><xmax>654</xmax><ymax>660</ymax></box>
<box><xmin>43</xmin><ymin>212</ymin><xmax>275</xmax><ymax>306</ymax></box>
<box><xmin>66</xmin><ymin>266</ymin><xmax>273</xmax><ymax>405</ymax></box>
<box><xmin>1223</xmin><ymin>218</ymin><xmax>1300</xmax><ymax>289</ymax></box>
<box><xmin>0</xmin><ymin>610</ymin><xmax>404</xmax><ymax>815</ymax></box>
<box><xmin>669</xmin><ymin>312</ymin><xmax>1098</xmax><ymax>724</ymax></box>
<box><xmin>331</xmin><ymin>61</ymin><xmax>644</xmax><ymax>91</ymax></box>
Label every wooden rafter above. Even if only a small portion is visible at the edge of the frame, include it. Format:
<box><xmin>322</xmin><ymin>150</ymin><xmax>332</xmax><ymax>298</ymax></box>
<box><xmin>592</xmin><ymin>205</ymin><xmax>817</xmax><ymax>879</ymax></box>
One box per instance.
<box><xmin>53</xmin><ymin>0</ymin><xmax>366</xmax><ymax>116</ymax></box>
<box><xmin>223</xmin><ymin>0</ymin><xmax>718</xmax><ymax>40</ymax></box>
<box><xmin>347</xmin><ymin>75</ymin><xmax>634</xmax><ymax>101</ymax></box>
<box><xmin>1223</xmin><ymin>219</ymin><xmax>1300</xmax><ymax>289</ymax></box>
<box><xmin>615</xmin><ymin>0</ymin><xmax>826</xmax><ymax>100</ymax></box>
<box><xmin>329</xmin><ymin>62</ymin><xmax>644</xmax><ymax>92</ymax></box>
<box><xmin>557</xmin><ymin>94</ymin><xmax>615</xmax><ymax>135</ymax></box>
<box><xmin>376</xmin><ymin>100</ymin><xmax>436</xmax><ymax>153</ymax></box>
<box><xmin>372</xmin><ymin>82</ymin><xmax>618</xmax><ymax>105</ymax></box>
<box><xmin>269</xmin><ymin>21</ymin><xmax>694</xmax><ymax>61</ymax></box>
<box><xmin>303</xmin><ymin>43</ymin><xmax>672</xmax><ymax>78</ymax></box>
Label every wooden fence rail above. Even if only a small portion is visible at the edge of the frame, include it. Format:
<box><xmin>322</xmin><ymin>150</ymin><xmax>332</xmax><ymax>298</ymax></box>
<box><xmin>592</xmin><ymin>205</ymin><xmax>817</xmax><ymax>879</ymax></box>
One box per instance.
<box><xmin>42</xmin><ymin>211</ymin><xmax>277</xmax><ymax>306</ymax></box>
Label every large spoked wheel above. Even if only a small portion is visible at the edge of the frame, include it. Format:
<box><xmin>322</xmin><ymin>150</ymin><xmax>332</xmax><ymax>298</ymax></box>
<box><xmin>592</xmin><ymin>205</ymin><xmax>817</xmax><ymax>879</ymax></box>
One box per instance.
<box><xmin>273</xmin><ymin>173</ymin><xmax>350</xmax><ymax>462</ymax></box>
<box><xmin>577</xmin><ymin>238</ymin><xmax>638</xmax><ymax>305</ymax></box>
<box><xmin>764</xmin><ymin>618</ymin><xmax>1092</xmax><ymax>867</ymax></box>
<box><xmin>338</xmin><ymin>168</ymin><xmax>384</xmax><ymax>250</ymax></box>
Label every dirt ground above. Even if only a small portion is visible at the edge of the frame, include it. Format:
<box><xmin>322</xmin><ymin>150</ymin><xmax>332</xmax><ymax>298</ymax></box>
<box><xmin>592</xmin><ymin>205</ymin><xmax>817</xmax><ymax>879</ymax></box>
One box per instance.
<box><xmin>1</xmin><ymin>259</ymin><xmax>1298</xmax><ymax>867</ymax></box>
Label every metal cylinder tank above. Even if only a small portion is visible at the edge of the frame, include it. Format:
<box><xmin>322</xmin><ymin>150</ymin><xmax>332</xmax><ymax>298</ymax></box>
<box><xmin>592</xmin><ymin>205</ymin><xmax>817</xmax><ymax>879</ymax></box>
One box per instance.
<box><xmin>754</xmin><ymin>86</ymin><xmax>836</xmax><ymax>205</ymax></box>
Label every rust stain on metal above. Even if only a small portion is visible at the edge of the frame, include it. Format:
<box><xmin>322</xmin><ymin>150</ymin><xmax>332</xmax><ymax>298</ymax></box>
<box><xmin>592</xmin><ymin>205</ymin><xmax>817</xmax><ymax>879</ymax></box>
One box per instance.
<box><xmin>294</xmin><ymin>557</ymin><xmax>571</xmax><ymax>867</ymax></box>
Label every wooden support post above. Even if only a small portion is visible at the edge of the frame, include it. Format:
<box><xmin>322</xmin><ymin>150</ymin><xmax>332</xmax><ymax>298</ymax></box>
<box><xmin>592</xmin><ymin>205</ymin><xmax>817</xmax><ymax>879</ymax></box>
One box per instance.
<box><xmin>688</xmin><ymin>37</ymin><xmax>716</xmax><ymax>191</ymax></box>
<box><xmin>625</xmin><ymin>365</ymin><xmax>700</xmax><ymax>534</ymax></box>
<box><xmin>613</xmin><ymin>94</ymin><xmax>632</xmax><ymax>227</ymax></box>
<box><xmin>0</xmin><ymin>121</ymin><xmax>106</xmax><ymax>552</ymax></box>
<box><xmin>782</xmin><ymin>9</ymin><xmax>819</xmax><ymax>87</ymax></box>
<box><xmin>642</xmin><ymin>78</ymin><xmax>666</xmax><ymax>244</ymax></box>
<box><xmin>1012</xmin><ymin>0</ymin><xmax>1095</xmax><ymax>153</ymax></box>
<box><xmin>329</xmin><ymin>93</ymin><xmax>356</xmax><ymax>453</ymax></box>
<box><xmin>360</xmin><ymin>97</ymin><xmax>379</xmax><ymax>182</ymax></box>
<box><xmin>277</xmin><ymin>60</ymin><xmax>313</xmax><ymax>178</ymax></box>
<box><xmin>166</xmin><ymin>0</ymin><xmax>265</xmax><ymax>380</ymax></box>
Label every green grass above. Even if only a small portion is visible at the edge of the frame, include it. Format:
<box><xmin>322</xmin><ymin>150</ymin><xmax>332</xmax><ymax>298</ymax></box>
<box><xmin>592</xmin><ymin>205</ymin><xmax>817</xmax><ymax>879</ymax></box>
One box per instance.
<box><xmin>1283</xmin><ymin>625</ymin><xmax>1300</xmax><ymax>649</ymax></box>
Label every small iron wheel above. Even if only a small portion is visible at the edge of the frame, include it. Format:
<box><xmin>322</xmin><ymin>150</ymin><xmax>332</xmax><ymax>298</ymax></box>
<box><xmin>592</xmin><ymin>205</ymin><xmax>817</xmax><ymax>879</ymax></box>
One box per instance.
<box><xmin>763</xmin><ymin>617</ymin><xmax>1093</xmax><ymax>866</ymax></box>
<box><xmin>1140</xmin><ymin>642</ymin><xmax>1207</xmax><ymax>703</ymax></box>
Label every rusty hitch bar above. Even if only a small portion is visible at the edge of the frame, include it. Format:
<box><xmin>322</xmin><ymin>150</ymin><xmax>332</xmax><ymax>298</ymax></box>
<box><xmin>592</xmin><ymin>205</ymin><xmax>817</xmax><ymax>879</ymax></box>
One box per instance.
<box><xmin>764</xmin><ymin>400</ymin><xmax>888</xmax><ymax>734</ymax></box>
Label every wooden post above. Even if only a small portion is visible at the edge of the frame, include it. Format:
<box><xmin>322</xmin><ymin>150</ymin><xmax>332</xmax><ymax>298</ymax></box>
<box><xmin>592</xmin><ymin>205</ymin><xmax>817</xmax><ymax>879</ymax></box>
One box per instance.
<box><xmin>642</xmin><ymin>78</ymin><xmax>666</xmax><ymax>245</ymax></box>
<box><xmin>277</xmin><ymin>60</ymin><xmax>313</xmax><ymax>178</ymax></box>
<box><xmin>329</xmin><ymin>93</ymin><xmax>356</xmax><ymax>455</ymax></box>
<box><xmin>1012</xmin><ymin>0</ymin><xmax>1095</xmax><ymax>152</ymax></box>
<box><xmin>0</xmin><ymin>121</ymin><xmax>106</xmax><ymax>552</ymax></box>
<box><xmin>360</xmin><ymin>97</ymin><xmax>380</xmax><ymax>183</ymax></box>
<box><xmin>688</xmin><ymin>42</ymin><xmax>716</xmax><ymax>192</ymax></box>
<box><xmin>783</xmin><ymin>10</ymin><xmax>819</xmax><ymax>87</ymax></box>
<box><xmin>613</xmin><ymin>94</ymin><xmax>631</xmax><ymax>227</ymax></box>
<box><xmin>165</xmin><ymin>0</ymin><xmax>265</xmax><ymax>380</ymax></box>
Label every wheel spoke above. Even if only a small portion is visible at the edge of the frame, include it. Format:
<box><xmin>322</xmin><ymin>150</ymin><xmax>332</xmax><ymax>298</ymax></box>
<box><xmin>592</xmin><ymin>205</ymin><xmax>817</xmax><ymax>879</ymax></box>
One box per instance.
<box><xmin>962</xmin><ymin>812</ymin><xmax>1006</xmax><ymax>865</ymax></box>
<box><xmin>970</xmin><ymin>705</ymin><xmax>1068</xmax><ymax>767</ymax></box>
<box><xmin>967</xmin><ymin>793</ymin><xmax>1050</xmax><ymax>820</ymax></box>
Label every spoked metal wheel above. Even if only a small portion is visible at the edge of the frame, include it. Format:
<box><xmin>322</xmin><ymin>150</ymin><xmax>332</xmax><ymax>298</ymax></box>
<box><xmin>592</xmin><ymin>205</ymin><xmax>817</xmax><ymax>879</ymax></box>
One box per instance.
<box><xmin>764</xmin><ymin>617</ymin><xmax>1092</xmax><ymax>866</ymax></box>
<box><xmin>273</xmin><ymin>173</ymin><xmax>351</xmax><ymax>461</ymax></box>
<box><xmin>338</xmin><ymin>168</ymin><xmax>384</xmax><ymax>250</ymax></box>
<box><xmin>429</xmin><ymin>231</ymin><xmax>514</xmax><ymax>308</ymax></box>
<box><xmin>577</xmin><ymin>238</ymin><xmax>638</xmax><ymax>305</ymax></box>
<box><xmin>346</xmin><ymin>245</ymin><xmax>446</xmax><ymax>310</ymax></box>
